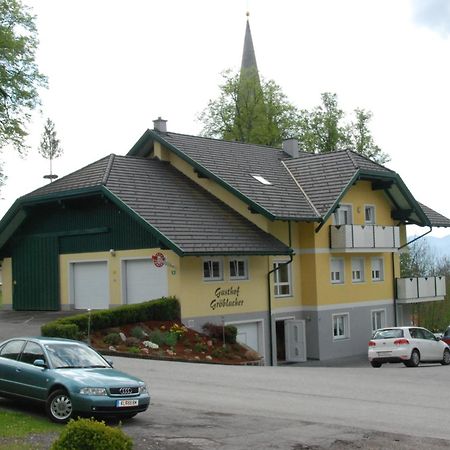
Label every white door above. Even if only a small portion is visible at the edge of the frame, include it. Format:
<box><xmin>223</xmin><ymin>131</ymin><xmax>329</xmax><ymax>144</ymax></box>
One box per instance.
<box><xmin>72</xmin><ymin>261</ymin><xmax>108</xmax><ymax>310</ymax></box>
<box><xmin>123</xmin><ymin>259</ymin><xmax>168</xmax><ymax>304</ymax></box>
<box><xmin>285</xmin><ymin>320</ymin><xmax>306</xmax><ymax>362</ymax></box>
<box><xmin>235</xmin><ymin>322</ymin><xmax>260</xmax><ymax>353</ymax></box>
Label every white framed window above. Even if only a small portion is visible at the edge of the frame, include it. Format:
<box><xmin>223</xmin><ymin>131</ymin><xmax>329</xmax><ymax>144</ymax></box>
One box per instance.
<box><xmin>251</xmin><ymin>174</ymin><xmax>272</xmax><ymax>185</ymax></box>
<box><xmin>371</xmin><ymin>257</ymin><xmax>384</xmax><ymax>281</ymax></box>
<box><xmin>330</xmin><ymin>258</ymin><xmax>344</xmax><ymax>284</ymax></box>
<box><xmin>371</xmin><ymin>309</ymin><xmax>386</xmax><ymax>333</ymax></box>
<box><xmin>332</xmin><ymin>313</ymin><xmax>350</xmax><ymax>340</ymax></box>
<box><xmin>203</xmin><ymin>258</ymin><xmax>223</xmax><ymax>281</ymax></box>
<box><xmin>273</xmin><ymin>261</ymin><xmax>292</xmax><ymax>297</ymax></box>
<box><xmin>333</xmin><ymin>204</ymin><xmax>353</xmax><ymax>225</ymax></box>
<box><xmin>229</xmin><ymin>257</ymin><xmax>248</xmax><ymax>280</ymax></box>
<box><xmin>351</xmin><ymin>257</ymin><xmax>365</xmax><ymax>283</ymax></box>
<box><xmin>364</xmin><ymin>205</ymin><xmax>376</xmax><ymax>224</ymax></box>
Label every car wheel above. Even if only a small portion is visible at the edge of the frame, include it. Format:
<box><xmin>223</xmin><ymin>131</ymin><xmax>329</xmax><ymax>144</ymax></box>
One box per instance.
<box><xmin>46</xmin><ymin>389</ymin><xmax>74</xmax><ymax>424</ymax></box>
<box><xmin>441</xmin><ymin>348</ymin><xmax>450</xmax><ymax>365</ymax></box>
<box><xmin>405</xmin><ymin>349</ymin><xmax>420</xmax><ymax>367</ymax></box>
<box><xmin>370</xmin><ymin>361</ymin><xmax>382</xmax><ymax>368</ymax></box>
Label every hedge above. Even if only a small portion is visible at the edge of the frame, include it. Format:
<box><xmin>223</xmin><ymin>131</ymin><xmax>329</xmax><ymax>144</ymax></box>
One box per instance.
<box><xmin>41</xmin><ymin>297</ymin><xmax>180</xmax><ymax>340</ymax></box>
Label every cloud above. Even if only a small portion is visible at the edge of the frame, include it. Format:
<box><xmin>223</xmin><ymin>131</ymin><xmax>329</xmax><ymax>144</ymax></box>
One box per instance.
<box><xmin>411</xmin><ymin>0</ymin><xmax>450</xmax><ymax>37</ymax></box>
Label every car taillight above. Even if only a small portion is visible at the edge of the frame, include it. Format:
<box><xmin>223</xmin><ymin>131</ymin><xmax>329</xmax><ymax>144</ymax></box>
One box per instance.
<box><xmin>368</xmin><ymin>341</ymin><xmax>376</xmax><ymax>347</ymax></box>
<box><xmin>394</xmin><ymin>338</ymin><xmax>409</xmax><ymax>345</ymax></box>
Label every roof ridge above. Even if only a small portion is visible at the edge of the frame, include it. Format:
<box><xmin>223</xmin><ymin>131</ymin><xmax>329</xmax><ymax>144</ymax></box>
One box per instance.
<box><xmin>281</xmin><ymin>160</ymin><xmax>321</xmax><ymax>218</ymax></box>
<box><xmin>101</xmin><ymin>154</ymin><xmax>115</xmax><ymax>185</ymax></box>
<box><xmin>345</xmin><ymin>149</ymin><xmax>359</xmax><ymax>170</ymax></box>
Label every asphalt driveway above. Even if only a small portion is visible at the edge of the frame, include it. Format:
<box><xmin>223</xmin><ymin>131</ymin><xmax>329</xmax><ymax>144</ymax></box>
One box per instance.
<box><xmin>0</xmin><ymin>309</ymin><xmax>80</xmax><ymax>342</ymax></box>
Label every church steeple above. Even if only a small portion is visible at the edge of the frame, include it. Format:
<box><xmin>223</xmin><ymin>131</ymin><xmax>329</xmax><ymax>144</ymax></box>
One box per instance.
<box><xmin>240</xmin><ymin>13</ymin><xmax>259</xmax><ymax>75</ymax></box>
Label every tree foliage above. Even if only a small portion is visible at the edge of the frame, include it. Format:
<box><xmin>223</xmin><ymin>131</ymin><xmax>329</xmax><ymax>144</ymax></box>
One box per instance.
<box><xmin>200</xmin><ymin>72</ymin><xmax>389</xmax><ymax>164</ymax></box>
<box><xmin>0</xmin><ymin>0</ymin><xmax>47</xmax><ymax>154</ymax></box>
<box><xmin>39</xmin><ymin>118</ymin><xmax>63</xmax><ymax>177</ymax></box>
<box><xmin>199</xmin><ymin>69</ymin><xmax>300</xmax><ymax>147</ymax></box>
<box><xmin>298</xmin><ymin>93</ymin><xmax>390</xmax><ymax>164</ymax></box>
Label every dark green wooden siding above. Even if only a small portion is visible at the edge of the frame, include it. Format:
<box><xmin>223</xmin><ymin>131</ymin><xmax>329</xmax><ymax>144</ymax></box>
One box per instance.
<box><xmin>12</xmin><ymin>236</ymin><xmax>59</xmax><ymax>310</ymax></box>
<box><xmin>14</xmin><ymin>196</ymin><xmax>160</xmax><ymax>255</ymax></box>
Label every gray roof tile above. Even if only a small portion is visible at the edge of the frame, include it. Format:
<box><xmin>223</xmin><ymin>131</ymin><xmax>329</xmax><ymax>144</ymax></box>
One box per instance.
<box><xmin>25</xmin><ymin>155</ymin><xmax>291</xmax><ymax>255</ymax></box>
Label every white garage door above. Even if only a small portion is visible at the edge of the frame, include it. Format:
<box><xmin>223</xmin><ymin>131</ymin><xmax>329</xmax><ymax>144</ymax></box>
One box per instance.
<box><xmin>123</xmin><ymin>259</ymin><xmax>168</xmax><ymax>304</ymax></box>
<box><xmin>234</xmin><ymin>322</ymin><xmax>260</xmax><ymax>353</ymax></box>
<box><xmin>72</xmin><ymin>261</ymin><xmax>108</xmax><ymax>310</ymax></box>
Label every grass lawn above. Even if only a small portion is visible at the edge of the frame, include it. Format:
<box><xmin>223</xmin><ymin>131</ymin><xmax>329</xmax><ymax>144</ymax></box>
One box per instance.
<box><xmin>0</xmin><ymin>407</ymin><xmax>60</xmax><ymax>449</ymax></box>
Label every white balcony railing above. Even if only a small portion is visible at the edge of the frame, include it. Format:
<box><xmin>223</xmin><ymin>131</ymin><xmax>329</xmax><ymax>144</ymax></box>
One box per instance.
<box><xmin>330</xmin><ymin>224</ymin><xmax>400</xmax><ymax>251</ymax></box>
<box><xmin>396</xmin><ymin>276</ymin><xmax>446</xmax><ymax>303</ymax></box>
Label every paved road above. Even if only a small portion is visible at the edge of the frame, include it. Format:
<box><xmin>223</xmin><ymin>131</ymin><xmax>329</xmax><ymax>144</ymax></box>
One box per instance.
<box><xmin>110</xmin><ymin>356</ymin><xmax>450</xmax><ymax>449</ymax></box>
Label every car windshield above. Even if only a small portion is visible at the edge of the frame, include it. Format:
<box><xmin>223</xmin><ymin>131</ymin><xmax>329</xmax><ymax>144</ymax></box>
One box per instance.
<box><xmin>44</xmin><ymin>343</ymin><xmax>110</xmax><ymax>369</ymax></box>
<box><xmin>373</xmin><ymin>329</ymin><xmax>404</xmax><ymax>339</ymax></box>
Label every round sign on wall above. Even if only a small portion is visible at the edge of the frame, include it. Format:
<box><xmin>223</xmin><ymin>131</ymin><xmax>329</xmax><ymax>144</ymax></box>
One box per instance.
<box><xmin>152</xmin><ymin>252</ymin><xmax>166</xmax><ymax>268</ymax></box>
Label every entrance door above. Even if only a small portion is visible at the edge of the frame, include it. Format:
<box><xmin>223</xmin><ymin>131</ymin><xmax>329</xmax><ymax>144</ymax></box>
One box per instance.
<box><xmin>285</xmin><ymin>320</ymin><xmax>306</xmax><ymax>362</ymax></box>
<box><xmin>12</xmin><ymin>236</ymin><xmax>59</xmax><ymax>310</ymax></box>
<box><xmin>72</xmin><ymin>261</ymin><xmax>108</xmax><ymax>310</ymax></box>
<box><xmin>123</xmin><ymin>259</ymin><xmax>168</xmax><ymax>304</ymax></box>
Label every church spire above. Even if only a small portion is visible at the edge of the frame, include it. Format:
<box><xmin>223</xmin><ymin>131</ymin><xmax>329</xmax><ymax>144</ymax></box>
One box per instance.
<box><xmin>240</xmin><ymin>13</ymin><xmax>259</xmax><ymax>74</ymax></box>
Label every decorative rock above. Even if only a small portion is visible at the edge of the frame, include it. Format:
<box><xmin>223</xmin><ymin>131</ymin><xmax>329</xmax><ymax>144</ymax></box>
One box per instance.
<box><xmin>108</xmin><ymin>345</ymin><xmax>117</xmax><ymax>352</ymax></box>
<box><xmin>184</xmin><ymin>348</ymin><xmax>193</xmax><ymax>353</ymax></box>
<box><xmin>141</xmin><ymin>348</ymin><xmax>149</xmax><ymax>354</ymax></box>
<box><xmin>119</xmin><ymin>332</ymin><xmax>127</xmax><ymax>342</ymax></box>
<box><xmin>143</xmin><ymin>340</ymin><xmax>159</xmax><ymax>349</ymax></box>
<box><xmin>166</xmin><ymin>349</ymin><xmax>174</xmax><ymax>356</ymax></box>
<box><xmin>207</xmin><ymin>340</ymin><xmax>213</xmax><ymax>347</ymax></box>
<box><xmin>205</xmin><ymin>355</ymin><xmax>212</xmax><ymax>360</ymax></box>
<box><xmin>194</xmin><ymin>356</ymin><xmax>200</xmax><ymax>360</ymax></box>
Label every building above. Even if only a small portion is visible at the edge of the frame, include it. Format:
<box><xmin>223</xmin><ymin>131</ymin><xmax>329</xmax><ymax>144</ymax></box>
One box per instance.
<box><xmin>0</xmin><ymin>19</ymin><xmax>449</xmax><ymax>364</ymax></box>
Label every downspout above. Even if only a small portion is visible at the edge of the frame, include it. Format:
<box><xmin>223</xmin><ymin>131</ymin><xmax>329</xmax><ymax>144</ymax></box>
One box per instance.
<box><xmin>267</xmin><ymin>221</ymin><xmax>293</xmax><ymax>366</ymax></box>
<box><xmin>393</xmin><ymin>225</ymin><xmax>432</xmax><ymax>326</ymax></box>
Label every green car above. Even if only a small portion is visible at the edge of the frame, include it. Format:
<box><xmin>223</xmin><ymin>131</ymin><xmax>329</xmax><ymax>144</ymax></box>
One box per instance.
<box><xmin>0</xmin><ymin>337</ymin><xmax>150</xmax><ymax>423</ymax></box>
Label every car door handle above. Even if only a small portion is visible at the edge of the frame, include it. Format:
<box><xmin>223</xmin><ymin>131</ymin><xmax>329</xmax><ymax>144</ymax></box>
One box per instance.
<box><xmin>15</xmin><ymin>368</ymin><xmax>21</xmax><ymax>373</ymax></box>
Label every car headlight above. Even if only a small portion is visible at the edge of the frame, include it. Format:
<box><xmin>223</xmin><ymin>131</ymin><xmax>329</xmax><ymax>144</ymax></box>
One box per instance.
<box><xmin>80</xmin><ymin>387</ymin><xmax>108</xmax><ymax>396</ymax></box>
<box><xmin>139</xmin><ymin>384</ymin><xmax>148</xmax><ymax>395</ymax></box>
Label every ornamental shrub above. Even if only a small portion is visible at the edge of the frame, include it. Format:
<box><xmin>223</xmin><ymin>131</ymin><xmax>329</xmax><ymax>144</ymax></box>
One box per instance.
<box><xmin>40</xmin><ymin>323</ymin><xmax>79</xmax><ymax>340</ymax></box>
<box><xmin>202</xmin><ymin>323</ymin><xmax>237</xmax><ymax>344</ymax></box>
<box><xmin>103</xmin><ymin>332</ymin><xmax>121</xmax><ymax>346</ymax></box>
<box><xmin>131</xmin><ymin>326</ymin><xmax>145</xmax><ymax>339</ymax></box>
<box><xmin>50</xmin><ymin>417</ymin><xmax>132</xmax><ymax>450</ymax></box>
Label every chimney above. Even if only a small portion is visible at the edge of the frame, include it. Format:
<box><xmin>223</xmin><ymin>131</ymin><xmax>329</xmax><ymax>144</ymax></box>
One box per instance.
<box><xmin>153</xmin><ymin>117</ymin><xmax>167</xmax><ymax>132</ymax></box>
<box><xmin>282</xmin><ymin>138</ymin><xmax>299</xmax><ymax>158</ymax></box>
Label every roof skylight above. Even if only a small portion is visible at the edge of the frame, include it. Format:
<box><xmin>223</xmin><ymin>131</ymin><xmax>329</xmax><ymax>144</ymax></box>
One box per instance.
<box><xmin>251</xmin><ymin>174</ymin><xmax>272</xmax><ymax>185</ymax></box>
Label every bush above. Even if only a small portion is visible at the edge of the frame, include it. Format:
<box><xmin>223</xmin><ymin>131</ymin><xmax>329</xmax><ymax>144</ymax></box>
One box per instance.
<box><xmin>202</xmin><ymin>323</ymin><xmax>237</xmax><ymax>344</ymax></box>
<box><xmin>103</xmin><ymin>333</ymin><xmax>121</xmax><ymax>346</ymax></box>
<box><xmin>50</xmin><ymin>417</ymin><xmax>132</xmax><ymax>450</ymax></box>
<box><xmin>163</xmin><ymin>332</ymin><xmax>178</xmax><ymax>347</ymax></box>
<box><xmin>147</xmin><ymin>329</ymin><xmax>165</xmax><ymax>347</ymax></box>
<box><xmin>41</xmin><ymin>323</ymin><xmax>79</xmax><ymax>340</ymax></box>
<box><xmin>194</xmin><ymin>343</ymin><xmax>207</xmax><ymax>353</ymax></box>
<box><xmin>131</xmin><ymin>326</ymin><xmax>145</xmax><ymax>339</ymax></box>
<box><xmin>41</xmin><ymin>297</ymin><xmax>180</xmax><ymax>338</ymax></box>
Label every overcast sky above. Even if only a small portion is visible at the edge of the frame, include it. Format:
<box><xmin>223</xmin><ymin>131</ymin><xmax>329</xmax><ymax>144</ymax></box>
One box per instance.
<box><xmin>3</xmin><ymin>0</ymin><xmax>450</xmax><ymax>237</ymax></box>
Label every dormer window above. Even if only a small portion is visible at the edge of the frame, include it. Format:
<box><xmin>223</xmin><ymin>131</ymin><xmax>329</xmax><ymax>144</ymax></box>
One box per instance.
<box><xmin>251</xmin><ymin>174</ymin><xmax>272</xmax><ymax>185</ymax></box>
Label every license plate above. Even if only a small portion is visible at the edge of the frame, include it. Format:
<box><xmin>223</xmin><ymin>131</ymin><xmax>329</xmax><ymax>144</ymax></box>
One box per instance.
<box><xmin>116</xmin><ymin>399</ymin><xmax>139</xmax><ymax>408</ymax></box>
<box><xmin>377</xmin><ymin>351</ymin><xmax>392</xmax><ymax>356</ymax></box>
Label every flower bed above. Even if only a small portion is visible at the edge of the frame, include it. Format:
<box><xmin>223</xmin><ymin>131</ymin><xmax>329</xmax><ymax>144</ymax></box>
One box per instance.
<box><xmin>91</xmin><ymin>321</ymin><xmax>262</xmax><ymax>365</ymax></box>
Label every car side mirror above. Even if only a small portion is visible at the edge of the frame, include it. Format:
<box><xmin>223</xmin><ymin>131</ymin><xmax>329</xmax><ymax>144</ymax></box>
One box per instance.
<box><xmin>33</xmin><ymin>359</ymin><xmax>47</xmax><ymax>368</ymax></box>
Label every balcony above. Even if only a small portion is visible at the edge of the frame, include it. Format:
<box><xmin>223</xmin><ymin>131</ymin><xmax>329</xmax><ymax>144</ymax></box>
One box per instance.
<box><xmin>330</xmin><ymin>224</ymin><xmax>400</xmax><ymax>252</ymax></box>
<box><xmin>396</xmin><ymin>276</ymin><xmax>446</xmax><ymax>304</ymax></box>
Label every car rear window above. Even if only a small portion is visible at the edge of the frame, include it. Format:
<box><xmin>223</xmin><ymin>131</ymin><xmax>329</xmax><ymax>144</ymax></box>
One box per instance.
<box><xmin>373</xmin><ymin>329</ymin><xmax>404</xmax><ymax>339</ymax></box>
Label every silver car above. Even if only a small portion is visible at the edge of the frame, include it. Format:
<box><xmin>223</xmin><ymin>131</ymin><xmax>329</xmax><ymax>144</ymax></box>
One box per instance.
<box><xmin>368</xmin><ymin>326</ymin><xmax>450</xmax><ymax>368</ymax></box>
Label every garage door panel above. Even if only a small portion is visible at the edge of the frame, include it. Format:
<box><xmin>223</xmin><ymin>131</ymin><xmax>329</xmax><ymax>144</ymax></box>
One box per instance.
<box><xmin>72</xmin><ymin>261</ymin><xmax>108</xmax><ymax>310</ymax></box>
<box><xmin>124</xmin><ymin>259</ymin><xmax>168</xmax><ymax>304</ymax></box>
<box><xmin>234</xmin><ymin>322</ymin><xmax>259</xmax><ymax>353</ymax></box>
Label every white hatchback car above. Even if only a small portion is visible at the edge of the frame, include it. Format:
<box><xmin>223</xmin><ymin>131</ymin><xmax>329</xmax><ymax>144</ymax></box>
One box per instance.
<box><xmin>368</xmin><ymin>326</ymin><xmax>450</xmax><ymax>368</ymax></box>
